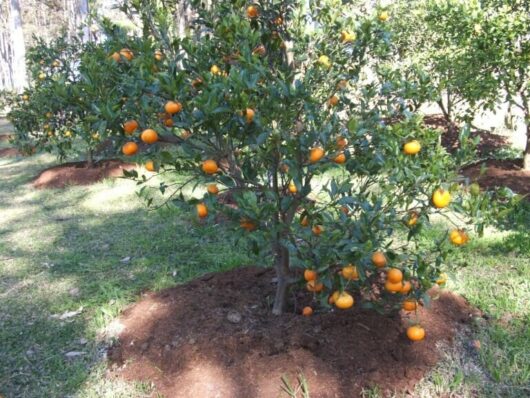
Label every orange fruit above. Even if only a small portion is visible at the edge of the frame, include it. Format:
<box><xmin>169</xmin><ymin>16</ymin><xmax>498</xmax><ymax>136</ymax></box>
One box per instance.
<box><xmin>387</xmin><ymin>268</ymin><xmax>403</xmax><ymax>283</ymax></box>
<box><xmin>436</xmin><ymin>273</ymin><xmax>448</xmax><ymax>286</ymax></box>
<box><xmin>119</xmin><ymin>48</ymin><xmax>134</xmax><ymax>61</ymax></box>
<box><xmin>309</xmin><ymin>147</ymin><xmax>325</xmax><ymax>163</ymax></box>
<box><xmin>300</xmin><ymin>216</ymin><xmax>309</xmax><ymax>227</ymax></box>
<box><xmin>336</xmin><ymin>136</ymin><xmax>348</xmax><ymax>148</ymax></box>
<box><xmin>196</xmin><ymin>203</ymin><xmax>208</xmax><ymax>218</ymax></box>
<box><xmin>340</xmin><ymin>31</ymin><xmax>356</xmax><ymax>43</ymax></box>
<box><xmin>240</xmin><ymin>219</ymin><xmax>256</xmax><ymax>231</ymax></box>
<box><xmin>191</xmin><ymin>77</ymin><xmax>203</xmax><ymax>88</ymax></box>
<box><xmin>210</xmin><ymin>65</ymin><xmax>221</xmax><ymax>75</ymax></box>
<box><xmin>288</xmin><ymin>181</ymin><xmax>297</xmax><ymax>194</ymax></box>
<box><xmin>342</xmin><ymin>265</ymin><xmax>359</xmax><ymax>281</ymax></box>
<box><xmin>407</xmin><ymin>325</ymin><xmax>425</xmax><ymax>341</ymax></box>
<box><xmin>38</xmin><ymin>72</ymin><xmax>46</xmax><ymax>80</ymax></box>
<box><xmin>403</xmin><ymin>140</ymin><xmax>421</xmax><ymax>155</ymax></box>
<box><xmin>379</xmin><ymin>11</ymin><xmax>390</xmax><ymax>22</ymax></box>
<box><xmin>273</xmin><ymin>16</ymin><xmax>283</xmax><ymax>25</ymax></box>
<box><xmin>385</xmin><ymin>280</ymin><xmax>403</xmax><ymax>293</ymax></box>
<box><xmin>141</xmin><ymin>129</ymin><xmax>159</xmax><ymax>144</ymax></box>
<box><xmin>402</xmin><ymin>299</ymin><xmax>417</xmax><ymax>312</ymax></box>
<box><xmin>335</xmin><ymin>292</ymin><xmax>354</xmax><ymax>309</ymax></box>
<box><xmin>328</xmin><ymin>95</ymin><xmax>339</xmax><ymax>107</ymax></box>
<box><xmin>304</xmin><ymin>269</ymin><xmax>317</xmax><ymax>281</ymax></box>
<box><xmin>154</xmin><ymin>50</ymin><xmax>164</xmax><ymax>61</ymax></box>
<box><xmin>202</xmin><ymin>159</ymin><xmax>219</xmax><ymax>174</ymax></box>
<box><xmin>372</xmin><ymin>251</ymin><xmax>387</xmax><ymax>268</ymax></box>
<box><xmin>123</xmin><ymin>120</ymin><xmax>138</xmax><ymax>135</ymax></box>
<box><xmin>207</xmin><ymin>184</ymin><xmax>219</xmax><ymax>195</ymax></box>
<box><xmin>312</xmin><ymin>225</ymin><xmax>323</xmax><ymax>235</ymax></box>
<box><xmin>22</xmin><ymin>94</ymin><xmax>29</xmax><ymax>101</ymax></box>
<box><xmin>245</xmin><ymin>108</ymin><xmax>255</xmax><ymax>124</ymax></box>
<box><xmin>181</xmin><ymin>130</ymin><xmax>192</xmax><ymax>140</ymax></box>
<box><xmin>165</xmin><ymin>101</ymin><xmax>182</xmax><ymax>115</ymax></box>
<box><xmin>400</xmin><ymin>281</ymin><xmax>412</xmax><ymax>294</ymax></box>
<box><xmin>110</xmin><ymin>52</ymin><xmax>120</xmax><ymax>62</ymax></box>
<box><xmin>306</xmin><ymin>280</ymin><xmax>324</xmax><ymax>293</ymax></box>
<box><xmin>407</xmin><ymin>211</ymin><xmax>419</xmax><ymax>227</ymax></box>
<box><xmin>246</xmin><ymin>5</ymin><xmax>259</xmax><ymax>18</ymax></box>
<box><xmin>122</xmin><ymin>142</ymin><xmax>138</xmax><ymax>156</ymax></box>
<box><xmin>318</xmin><ymin>55</ymin><xmax>331</xmax><ymax>68</ymax></box>
<box><xmin>145</xmin><ymin>160</ymin><xmax>155</xmax><ymax>172</ymax></box>
<box><xmin>432</xmin><ymin>188</ymin><xmax>451</xmax><ymax>209</ymax></box>
<box><xmin>302</xmin><ymin>306</ymin><xmax>313</xmax><ymax>316</ymax></box>
<box><xmin>334</xmin><ymin>152</ymin><xmax>346</xmax><ymax>164</ymax></box>
<box><xmin>449</xmin><ymin>229</ymin><xmax>469</xmax><ymax>246</ymax></box>
<box><xmin>164</xmin><ymin>118</ymin><xmax>174</xmax><ymax>127</ymax></box>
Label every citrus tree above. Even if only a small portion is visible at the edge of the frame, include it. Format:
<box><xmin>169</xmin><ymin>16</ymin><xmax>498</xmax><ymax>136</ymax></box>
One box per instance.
<box><xmin>108</xmin><ymin>0</ymin><xmax>490</xmax><ymax>332</ymax></box>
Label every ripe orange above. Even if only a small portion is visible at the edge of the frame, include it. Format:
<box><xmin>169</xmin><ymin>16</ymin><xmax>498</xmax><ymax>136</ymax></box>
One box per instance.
<box><xmin>407</xmin><ymin>211</ymin><xmax>419</xmax><ymax>227</ymax></box>
<box><xmin>328</xmin><ymin>95</ymin><xmax>339</xmax><ymax>106</ymax></box>
<box><xmin>154</xmin><ymin>50</ymin><xmax>164</xmax><ymax>61</ymax></box>
<box><xmin>306</xmin><ymin>280</ymin><xmax>324</xmax><ymax>293</ymax></box>
<box><xmin>336</xmin><ymin>136</ymin><xmax>348</xmax><ymax>148</ymax></box>
<box><xmin>288</xmin><ymin>181</ymin><xmax>297</xmax><ymax>194</ymax></box>
<box><xmin>335</xmin><ymin>292</ymin><xmax>354</xmax><ymax>309</ymax></box>
<box><xmin>123</xmin><ymin>120</ymin><xmax>138</xmax><ymax>135</ymax></box>
<box><xmin>449</xmin><ymin>229</ymin><xmax>469</xmax><ymax>246</ymax></box>
<box><xmin>379</xmin><ymin>11</ymin><xmax>390</xmax><ymax>22</ymax></box>
<box><xmin>436</xmin><ymin>273</ymin><xmax>448</xmax><ymax>286</ymax></box>
<box><xmin>407</xmin><ymin>325</ymin><xmax>425</xmax><ymax>341</ymax></box>
<box><xmin>119</xmin><ymin>48</ymin><xmax>134</xmax><ymax>61</ymax></box>
<box><xmin>302</xmin><ymin>306</ymin><xmax>313</xmax><ymax>316</ymax></box>
<box><xmin>300</xmin><ymin>216</ymin><xmax>309</xmax><ymax>227</ymax></box>
<box><xmin>402</xmin><ymin>299</ymin><xmax>417</xmax><ymax>312</ymax></box>
<box><xmin>145</xmin><ymin>160</ymin><xmax>155</xmax><ymax>172</ymax></box>
<box><xmin>164</xmin><ymin>118</ymin><xmax>174</xmax><ymax>127</ymax></box>
<box><xmin>165</xmin><ymin>101</ymin><xmax>182</xmax><ymax>114</ymax></box>
<box><xmin>110</xmin><ymin>52</ymin><xmax>120</xmax><ymax>62</ymax></box>
<box><xmin>246</xmin><ymin>5</ymin><xmax>259</xmax><ymax>18</ymax></box>
<box><xmin>400</xmin><ymin>281</ymin><xmax>412</xmax><ymax>294</ymax></box>
<box><xmin>312</xmin><ymin>225</ymin><xmax>323</xmax><ymax>235</ymax></box>
<box><xmin>372</xmin><ymin>251</ymin><xmax>387</xmax><ymax>268</ymax></box>
<box><xmin>210</xmin><ymin>65</ymin><xmax>221</xmax><ymax>75</ymax></box>
<box><xmin>38</xmin><ymin>72</ymin><xmax>46</xmax><ymax>80</ymax></box>
<box><xmin>385</xmin><ymin>280</ymin><xmax>403</xmax><ymax>293</ymax></box>
<box><xmin>245</xmin><ymin>108</ymin><xmax>255</xmax><ymax>124</ymax></box>
<box><xmin>240</xmin><ymin>219</ymin><xmax>256</xmax><ymax>231</ymax></box>
<box><xmin>342</xmin><ymin>265</ymin><xmax>359</xmax><ymax>281</ymax></box>
<box><xmin>141</xmin><ymin>129</ymin><xmax>159</xmax><ymax>144</ymax></box>
<box><xmin>387</xmin><ymin>268</ymin><xmax>403</xmax><ymax>283</ymax></box>
<box><xmin>207</xmin><ymin>184</ymin><xmax>219</xmax><ymax>195</ymax></box>
<box><xmin>403</xmin><ymin>140</ymin><xmax>421</xmax><ymax>155</ymax></box>
<box><xmin>202</xmin><ymin>159</ymin><xmax>219</xmax><ymax>174</ymax></box>
<box><xmin>122</xmin><ymin>142</ymin><xmax>138</xmax><ymax>156</ymax></box>
<box><xmin>340</xmin><ymin>31</ymin><xmax>356</xmax><ymax>43</ymax></box>
<box><xmin>329</xmin><ymin>290</ymin><xmax>340</xmax><ymax>304</ymax></box>
<box><xmin>334</xmin><ymin>152</ymin><xmax>346</xmax><ymax>164</ymax></box>
<box><xmin>309</xmin><ymin>147</ymin><xmax>325</xmax><ymax>163</ymax></box>
<box><xmin>432</xmin><ymin>188</ymin><xmax>451</xmax><ymax>209</ymax></box>
<box><xmin>196</xmin><ymin>203</ymin><xmax>208</xmax><ymax>218</ymax></box>
<box><xmin>304</xmin><ymin>269</ymin><xmax>317</xmax><ymax>281</ymax></box>
<box><xmin>318</xmin><ymin>55</ymin><xmax>331</xmax><ymax>69</ymax></box>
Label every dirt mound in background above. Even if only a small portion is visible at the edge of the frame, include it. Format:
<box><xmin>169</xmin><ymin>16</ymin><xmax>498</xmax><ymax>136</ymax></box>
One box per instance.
<box><xmin>107</xmin><ymin>266</ymin><xmax>481</xmax><ymax>398</ymax></box>
<box><xmin>461</xmin><ymin>159</ymin><xmax>530</xmax><ymax>197</ymax></box>
<box><xmin>32</xmin><ymin>160</ymin><xmax>136</xmax><ymax>189</ymax></box>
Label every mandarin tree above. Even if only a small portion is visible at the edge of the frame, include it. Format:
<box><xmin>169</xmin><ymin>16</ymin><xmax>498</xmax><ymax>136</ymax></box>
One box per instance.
<box><xmin>114</xmin><ymin>0</ymin><xmax>487</xmax><ymax>323</ymax></box>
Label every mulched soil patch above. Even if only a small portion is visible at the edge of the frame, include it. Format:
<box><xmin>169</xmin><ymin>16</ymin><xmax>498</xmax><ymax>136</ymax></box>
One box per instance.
<box><xmin>461</xmin><ymin>159</ymin><xmax>530</xmax><ymax>197</ymax></box>
<box><xmin>107</xmin><ymin>266</ymin><xmax>481</xmax><ymax>398</ymax></box>
<box><xmin>32</xmin><ymin>159</ymin><xmax>136</xmax><ymax>189</ymax></box>
<box><xmin>423</xmin><ymin>114</ymin><xmax>509</xmax><ymax>155</ymax></box>
<box><xmin>0</xmin><ymin>148</ymin><xmax>21</xmax><ymax>157</ymax></box>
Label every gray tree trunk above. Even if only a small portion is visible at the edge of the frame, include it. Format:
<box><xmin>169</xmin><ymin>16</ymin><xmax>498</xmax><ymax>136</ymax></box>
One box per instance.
<box><xmin>5</xmin><ymin>0</ymin><xmax>27</xmax><ymax>91</ymax></box>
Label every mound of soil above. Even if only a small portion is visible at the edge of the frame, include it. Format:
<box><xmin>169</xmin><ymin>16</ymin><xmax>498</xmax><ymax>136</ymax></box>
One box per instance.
<box><xmin>0</xmin><ymin>148</ymin><xmax>20</xmax><ymax>157</ymax></box>
<box><xmin>32</xmin><ymin>160</ymin><xmax>136</xmax><ymax>189</ymax></box>
<box><xmin>461</xmin><ymin>159</ymin><xmax>530</xmax><ymax>197</ymax></box>
<box><xmin>107</xmin><ymin>266</ymin><xmax>481</xmax><ymax>398</ymax></box>
<box><xmin>423</xmin><ymin>115</ymin><xmax>509</xmax><ymax>155</ymax></box>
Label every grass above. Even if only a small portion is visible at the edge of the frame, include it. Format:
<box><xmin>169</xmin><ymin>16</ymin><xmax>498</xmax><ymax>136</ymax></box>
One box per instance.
<box><xmin>1</xmin><ymin>119</ymin><xmax>529</xmax><ymax>397</ymax></box>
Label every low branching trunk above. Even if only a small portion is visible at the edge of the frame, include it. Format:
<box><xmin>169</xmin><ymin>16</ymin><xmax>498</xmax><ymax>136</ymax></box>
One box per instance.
<box><xmin>86</xmin><ymin>149</ymin><xmax>94</xmax><ymax>168</ymax></box>
<box><xmin>271</xmin><ymin>243</ymin><xmax>292</xmax><ymax>315</ymax></box>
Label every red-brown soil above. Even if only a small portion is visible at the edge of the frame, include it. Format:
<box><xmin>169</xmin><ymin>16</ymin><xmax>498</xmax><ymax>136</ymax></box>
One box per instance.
<box><xmin>423</xmin><ymin>114</ymin><xmax>509</xmax><ymax>155</ymax></box>
<box><xmin>0</xmin><ymin>148</ymin><xmax>20</xmax><ymax>157</ymax></box>
<box><xmin>32</xmin><ymin>160</ymin><xmax>136</xmax><ymax>189</ymax></box>
<box><xmin>107</xmin><ymin>266</ymin><xmax>481</xmax><ymax>398</ymax></box>
<box><xmin>461</xmin><ymin>159</ymin><xmax>530</xmax><ymax>197</ymax></box>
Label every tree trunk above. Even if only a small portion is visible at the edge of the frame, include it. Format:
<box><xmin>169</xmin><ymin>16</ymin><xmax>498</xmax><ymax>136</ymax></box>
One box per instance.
<box><xmin>7</xmin><ymin>0</ymin><xmax>27</xmax><ymax>92</ymax></box>
<box><xmin>524</xmin><ymin>122</ymin><xmax>530</xmax><ymax>170</ymax></box>
<box><xmin>271</xmin><ymin>243</ymin><xmax>291</xmax><ymax>315</ymax></box>
<box><xmin>86</xmin><ymin>148</ymin><xmax>94</xmax><ymax>168</ymax></box>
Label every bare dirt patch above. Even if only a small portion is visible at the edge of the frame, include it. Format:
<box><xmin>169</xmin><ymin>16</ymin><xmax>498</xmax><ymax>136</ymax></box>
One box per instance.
<box><xmin>0</xmin><ymin>148</ymin><xmax>21</xmax><ymax>157</ymax></box>
<box><xmin>107</xmin><ymin>266</ymin><xmax>481</xmax><ymax>398</ymax></box>
<box><xmin>461</xmin><ymin>159</ymin><xmax>530</xmax><ymax>197</ymax></box>
<box><xmin>32</xmin><ymin>159</ymin><xmax>136</xmax><ymax>189</ymax></box>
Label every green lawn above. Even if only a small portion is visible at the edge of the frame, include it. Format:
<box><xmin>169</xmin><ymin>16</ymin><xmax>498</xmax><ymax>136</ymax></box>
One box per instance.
<box><xmin>0</xmin><ymin>120</ymin><xmax>528</xmax><ymax>397</ymax></box>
